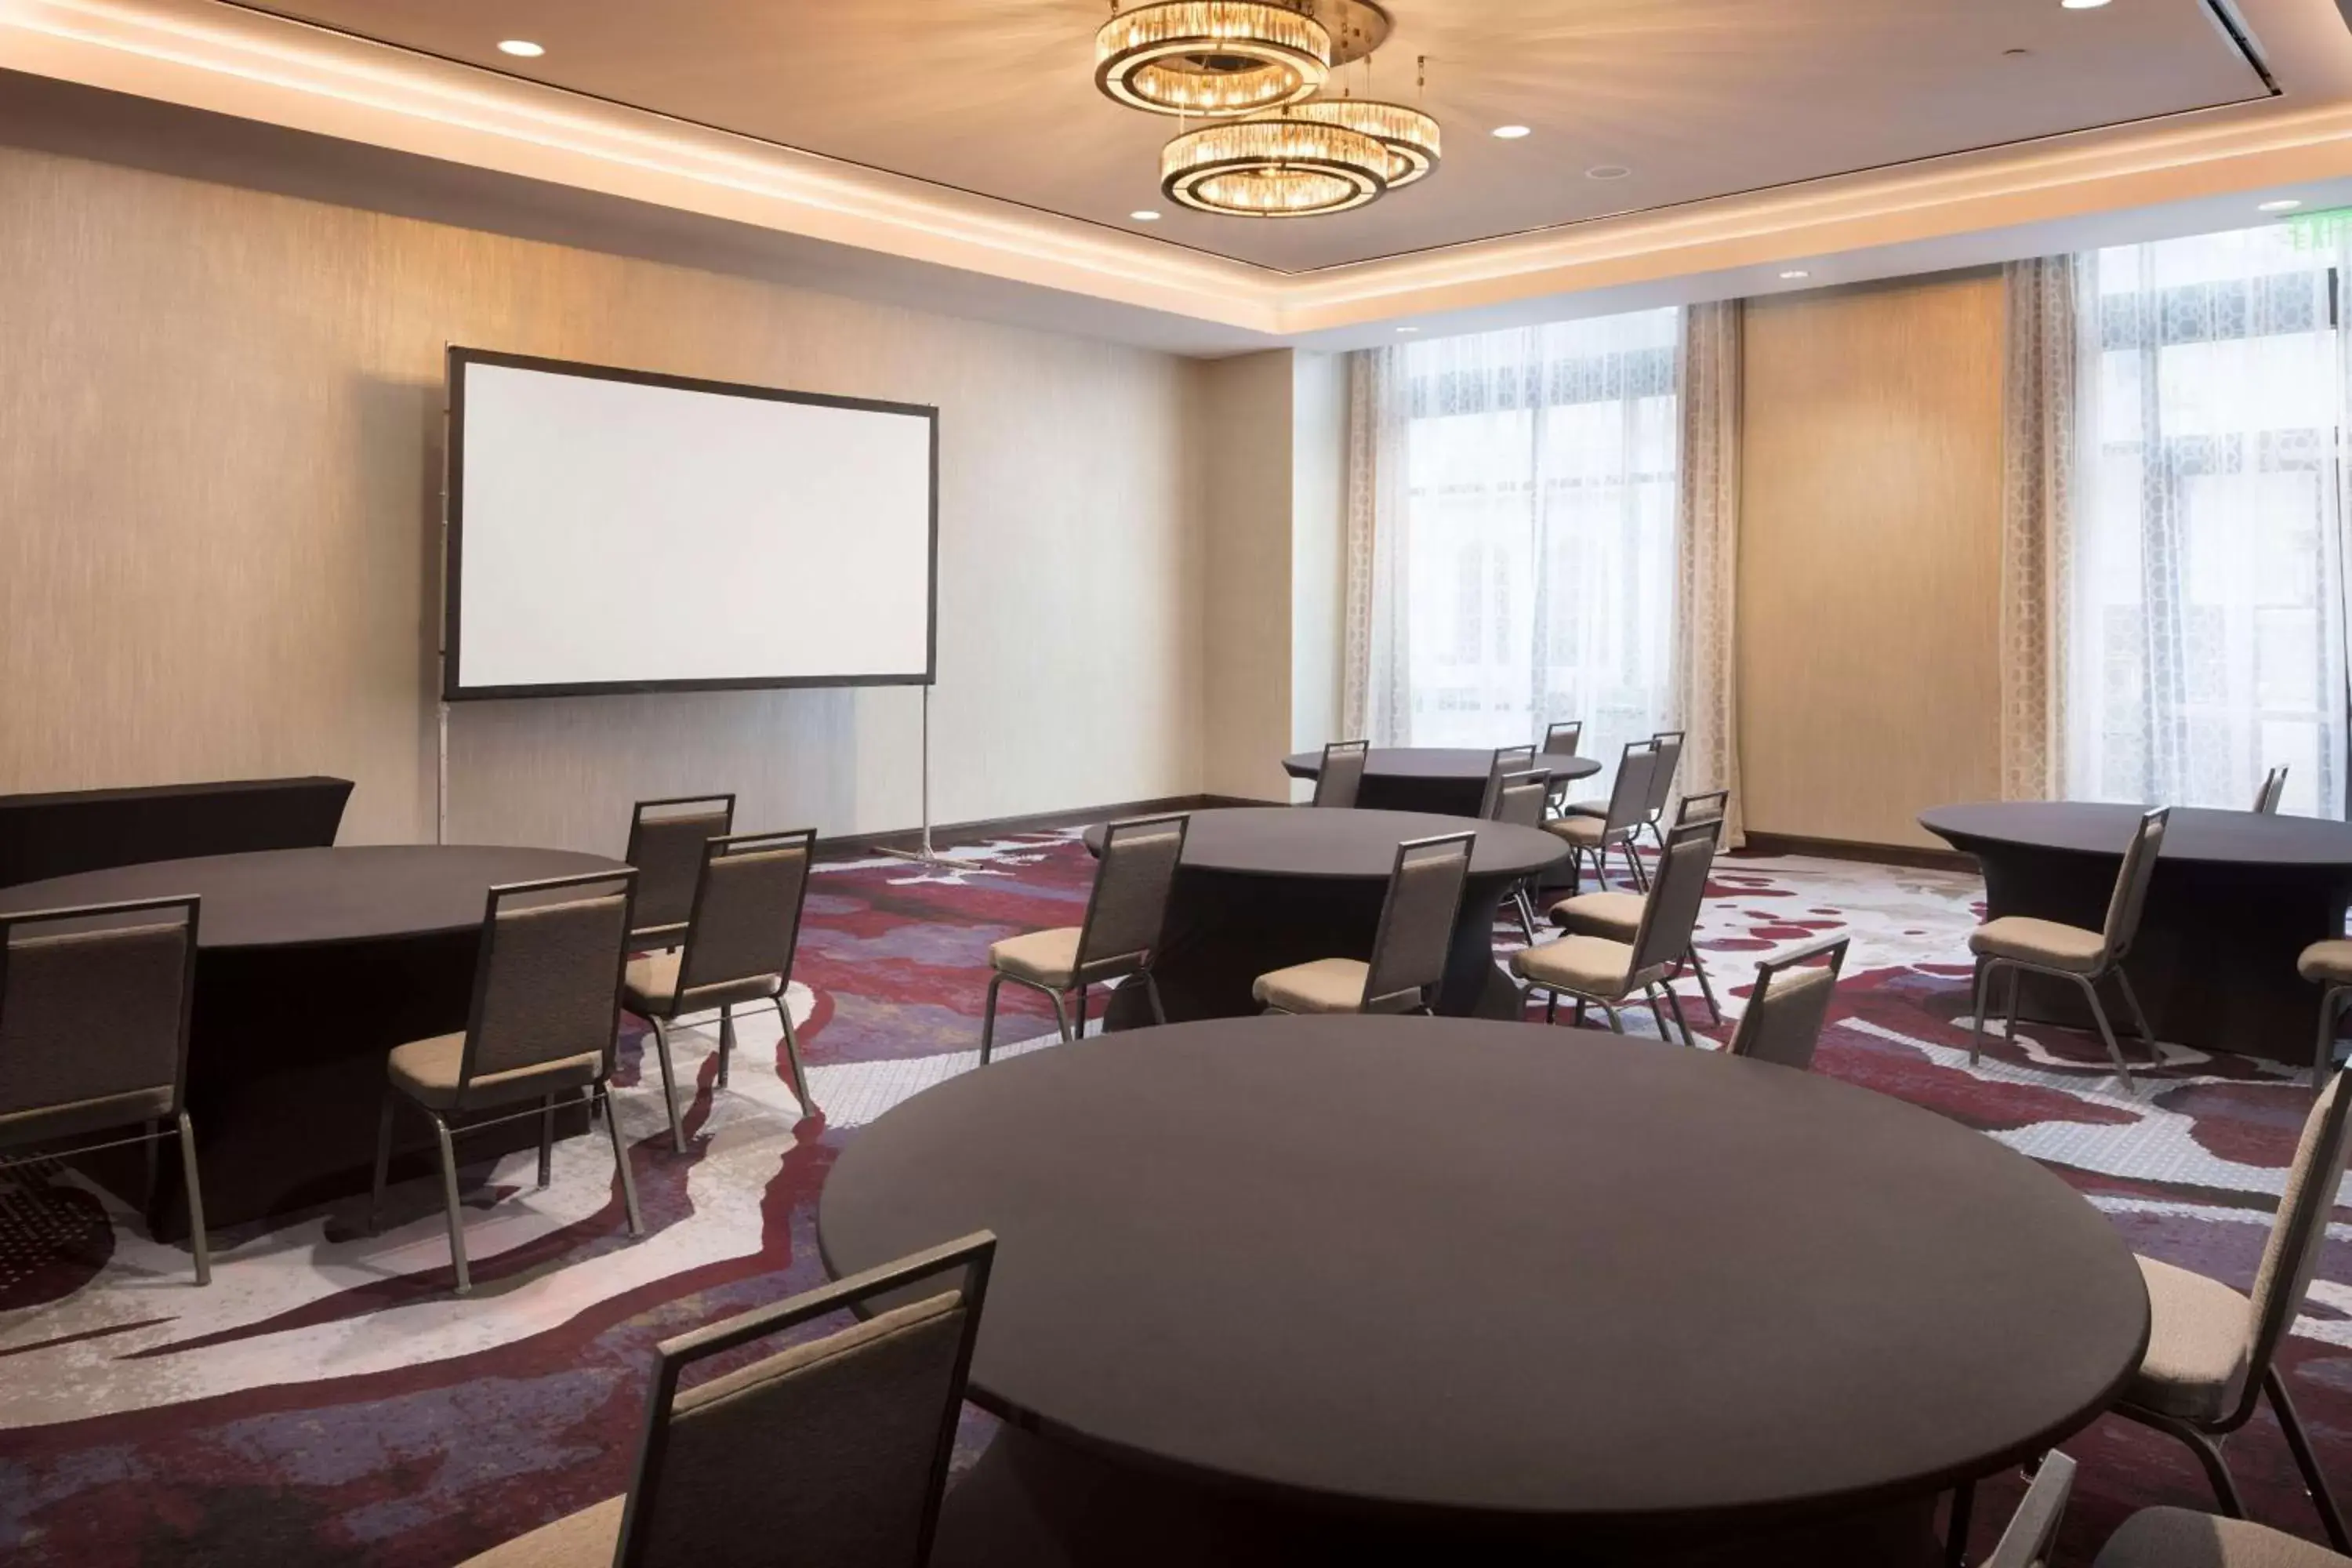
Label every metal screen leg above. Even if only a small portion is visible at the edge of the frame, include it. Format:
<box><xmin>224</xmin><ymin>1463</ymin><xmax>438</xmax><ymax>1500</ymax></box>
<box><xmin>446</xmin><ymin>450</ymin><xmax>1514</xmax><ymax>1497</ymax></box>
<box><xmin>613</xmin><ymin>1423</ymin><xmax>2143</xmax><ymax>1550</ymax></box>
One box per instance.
<box><xmin>536</xmin><ymin>1095</ymin><xmax>554</xmax><ymax>1189</ymax></box>
<box><xmin>368</xmin><ymin>1093</ymin><xmax>397</xmax><ymax>1236</ymax></box>
<box><xmin>430</xmin><ymin>1114</ymin><xmax>471</xmax><ymax>1297</ymax></box>
<box><xmin>599</xmin><ymin>1085</ymin><xmax>644</xmax><ymax>1238</ymax></box>
<box><xmin>175</xmin><ymin>1111</ymin><xmax>211</xmax><ymax>1287</ymax></box>
<box><xmin>717</xmin><ymin>1004</ymin><xmax>735</xmax><ymax>1090</ymax></box>
<box><xmin>648</xmin><ymin>1016</ymin><xmax>686</xmax><ymax>1153</ymax></box>
<box><xmin>774</xmin><ymin>999</ymin><xmax>818</xmax><ymax>1116</ymax></box>
<box><xmin>2268</xmin><ymin>1366</ymin><xmax>2350</xmax><ymax>1551</ymax></box>
<box><xmin>980</xmin><ymin>973</ymin><xmax>1005</xmax><ymax>1064</ymax></box>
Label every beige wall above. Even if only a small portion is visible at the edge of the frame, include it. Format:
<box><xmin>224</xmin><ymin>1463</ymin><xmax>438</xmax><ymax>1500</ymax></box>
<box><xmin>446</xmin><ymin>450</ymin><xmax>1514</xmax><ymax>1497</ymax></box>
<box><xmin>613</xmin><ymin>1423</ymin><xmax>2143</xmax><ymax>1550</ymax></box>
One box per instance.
<box><xmin>1737</xmin><ymin>270</ymin><xmax>2006</xmax><ymax>848</ymax></box>
<box><xmin>1288</xmin><ymin>350</ymin><xmax>1348</xmax><ymax>776</ymax></box>
<box><xmin>0</xmin><ymin>145</ymin><xmax>1204</xmax><ymax>851</ymax></box>
<box><xmin>1196</xmin><ymin>350</ymin><xmax>1297</xmax><ymax>802</ymax></box>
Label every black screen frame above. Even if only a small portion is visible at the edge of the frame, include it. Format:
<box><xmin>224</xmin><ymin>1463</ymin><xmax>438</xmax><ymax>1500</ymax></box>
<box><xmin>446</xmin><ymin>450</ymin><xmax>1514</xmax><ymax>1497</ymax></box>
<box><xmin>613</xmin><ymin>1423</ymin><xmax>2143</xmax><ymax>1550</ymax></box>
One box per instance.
<box><xmin>442</xmin><ymin>347</ymin><xmax>940</xmax><ymax>702</ymax></box>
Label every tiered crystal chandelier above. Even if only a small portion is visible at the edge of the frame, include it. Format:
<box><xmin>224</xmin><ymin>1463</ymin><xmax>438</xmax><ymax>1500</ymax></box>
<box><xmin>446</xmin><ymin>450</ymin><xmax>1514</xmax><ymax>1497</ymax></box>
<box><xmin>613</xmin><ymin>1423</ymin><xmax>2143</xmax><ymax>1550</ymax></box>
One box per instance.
<box><xmin>1093</xmin><ymin>1</ymin><xmax>1440</xmax><ymax>220</ymax></box>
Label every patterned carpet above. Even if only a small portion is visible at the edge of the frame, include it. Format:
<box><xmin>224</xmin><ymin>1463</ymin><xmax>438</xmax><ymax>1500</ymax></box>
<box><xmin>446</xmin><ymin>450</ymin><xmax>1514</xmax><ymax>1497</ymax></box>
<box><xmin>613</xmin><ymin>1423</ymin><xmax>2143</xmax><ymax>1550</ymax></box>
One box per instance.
<box><xmin>0</xmin><ymin>831</ymin><xmax>2345</xmax><ymax>1565</ymax></box>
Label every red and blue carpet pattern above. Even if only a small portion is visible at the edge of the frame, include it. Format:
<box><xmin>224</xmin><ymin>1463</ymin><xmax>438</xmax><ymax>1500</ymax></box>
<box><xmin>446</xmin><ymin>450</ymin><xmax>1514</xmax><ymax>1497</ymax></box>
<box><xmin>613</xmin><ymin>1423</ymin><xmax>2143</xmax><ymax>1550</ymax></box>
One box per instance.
<box><xmin>0</xmin><ymin>833</ymin><xmax>2345</xmax><ymax>1565</ymax></box>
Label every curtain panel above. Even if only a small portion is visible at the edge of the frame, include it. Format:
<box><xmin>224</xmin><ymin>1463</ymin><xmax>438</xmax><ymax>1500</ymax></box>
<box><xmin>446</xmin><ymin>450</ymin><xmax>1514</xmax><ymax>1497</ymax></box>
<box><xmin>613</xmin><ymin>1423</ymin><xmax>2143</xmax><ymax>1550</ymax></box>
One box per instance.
<box><xmin>1672</xmin><ymin>299</ymin><xmax>1745</xmax><ymax>844</ymax></box>
<box><xmin>1998</xmin><ymin>255</ymin><xmax>2082</xmax><ymax>802</ymax></box>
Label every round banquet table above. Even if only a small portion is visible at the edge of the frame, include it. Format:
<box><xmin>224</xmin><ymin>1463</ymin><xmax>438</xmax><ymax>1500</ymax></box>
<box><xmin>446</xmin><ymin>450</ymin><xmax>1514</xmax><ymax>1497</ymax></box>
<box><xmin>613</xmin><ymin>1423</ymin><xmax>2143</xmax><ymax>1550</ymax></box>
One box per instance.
<box><xmin>1083</xmin><ymin>807</ymin><xmax>1565</xmax><ymax>1029</ymax></box>
<box><xmin>820</xmin><ymin>1016</ymin><xmax>2150</xmax><ymax>1566</ymax></box>
<box><xmin>0</xmin><ymin>844</ymin><xmax>624</xmax><ymax>1234</ymax></box>
<box><xmin>1279</xmin><ymin>746</ymin><xmax>1600</xmax><ymax>816</ymax></box>
<box><xmin>1921</xmin><ymin>803</ymin><xmax>2352</xmax><ymax>1060</ymax></box>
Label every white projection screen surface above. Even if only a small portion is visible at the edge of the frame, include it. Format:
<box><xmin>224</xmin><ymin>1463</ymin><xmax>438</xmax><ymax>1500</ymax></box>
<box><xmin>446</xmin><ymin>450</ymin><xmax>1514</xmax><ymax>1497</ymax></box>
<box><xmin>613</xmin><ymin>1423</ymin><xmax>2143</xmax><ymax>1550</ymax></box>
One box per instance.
<box><xmin>445</xmin><ymin>350</ymin><xmax>936</xmax><ymax>699</ymax></box>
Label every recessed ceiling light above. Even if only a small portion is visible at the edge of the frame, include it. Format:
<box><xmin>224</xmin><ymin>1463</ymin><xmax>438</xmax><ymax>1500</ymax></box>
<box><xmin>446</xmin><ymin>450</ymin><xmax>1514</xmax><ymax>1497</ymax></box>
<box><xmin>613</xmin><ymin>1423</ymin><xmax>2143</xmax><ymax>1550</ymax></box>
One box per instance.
<box><xmin>2058</xmin><ymin>0</ymin><xmax>2109</xmax><ymax>9</ymax></box>
<box><xmin>2258</xmin><ymin>198</ymin><xmax>2303</xmax><ymax>212</ymax></box>
<box><xmin>1129</xmin><ymin>209</ymin><xmax>1162</xmax><ymax>221</ymax></box>
<box><xmin>1396</xmin><ymin>325</ymin><xmax>1420</xmax><ymax>333</ymax></box>
<box><xmin>1584</xmin><ymin>165</ymin><xmax>1632</xmax><ymax>180</ymax></box>
<box><xmin>1491</xmin><ymin>125</ymin><xmax>1532</xmax><ymax>140</ymax></box>
<box><xmin>497</xmin><ymin>39</ymin><xmax>545</xmax><ymax>56</ymax></box>
<box><xmin>1780</xmin><ymin>270</ymin><xmax>1811</xmax><ymax>280</ymax></box>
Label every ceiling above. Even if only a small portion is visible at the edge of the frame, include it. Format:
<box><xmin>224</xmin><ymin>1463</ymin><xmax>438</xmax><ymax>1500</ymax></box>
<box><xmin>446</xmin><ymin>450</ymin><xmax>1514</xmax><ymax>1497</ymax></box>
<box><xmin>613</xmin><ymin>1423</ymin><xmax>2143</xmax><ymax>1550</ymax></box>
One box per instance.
<box><xmin>229</xmin><ymin>0</ymin><xmax>2274</xmax><ymax>274</ymax></box>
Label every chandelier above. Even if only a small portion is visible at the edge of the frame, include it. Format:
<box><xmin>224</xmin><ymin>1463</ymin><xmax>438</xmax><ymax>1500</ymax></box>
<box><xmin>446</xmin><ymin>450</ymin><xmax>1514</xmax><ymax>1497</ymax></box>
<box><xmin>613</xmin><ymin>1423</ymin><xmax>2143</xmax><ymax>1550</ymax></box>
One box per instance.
<box><xmin>1094</xmin><ymin>2</ymin><xmax>1443</xmax><ymax>220</ymax></box>
<box><xmin>1094</xmin><ymin>2</ymin><xmax>1331</xmax><ymax>118</ymax></box>
<box><xmin>1162</xmin><ymin>112</ymin><xmax>1390</xmax><ymax>218</ymax></box>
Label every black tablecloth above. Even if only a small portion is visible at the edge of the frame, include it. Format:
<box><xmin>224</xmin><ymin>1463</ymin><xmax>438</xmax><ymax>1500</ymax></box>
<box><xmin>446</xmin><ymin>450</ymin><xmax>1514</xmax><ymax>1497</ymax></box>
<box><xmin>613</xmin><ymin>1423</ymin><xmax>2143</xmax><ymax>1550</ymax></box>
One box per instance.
<box><xmin>1279</xmin><ymin>747</ymin><xmax>1600</xmax><ymax>816</ymax></box>
<box><xmin>0</xmin><ymin>776</ymin><xmax>351</xmax><ymax>889</ymax></box>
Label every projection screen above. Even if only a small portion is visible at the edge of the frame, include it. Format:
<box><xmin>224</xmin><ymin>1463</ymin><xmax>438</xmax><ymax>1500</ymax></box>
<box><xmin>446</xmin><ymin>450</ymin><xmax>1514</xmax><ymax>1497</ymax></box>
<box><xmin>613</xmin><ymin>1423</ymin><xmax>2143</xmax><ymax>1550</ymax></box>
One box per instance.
<box><xmin>443</xmin><ymin>349</ymin><xmax>937</xmax><ymax>700</ymax></box>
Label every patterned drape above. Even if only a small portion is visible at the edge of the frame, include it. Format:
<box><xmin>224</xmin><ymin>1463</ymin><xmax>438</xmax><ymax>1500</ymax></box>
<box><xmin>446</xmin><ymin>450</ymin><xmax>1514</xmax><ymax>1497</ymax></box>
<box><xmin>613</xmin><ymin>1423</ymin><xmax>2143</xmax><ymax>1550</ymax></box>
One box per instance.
<box><xmin>1342</xmin><ymin>345</ymin><xmax>1413</xmax><ymax>745</ymax></box>
<box><xmin>1671</xmin><ymin>300</ymin><xmax>1745</xmax><ymax>845</ymax></box>
<box><xmin>1998</xmin><ymin>255</ymin><xmax>2080</xmax><ymax>802</ymax></box>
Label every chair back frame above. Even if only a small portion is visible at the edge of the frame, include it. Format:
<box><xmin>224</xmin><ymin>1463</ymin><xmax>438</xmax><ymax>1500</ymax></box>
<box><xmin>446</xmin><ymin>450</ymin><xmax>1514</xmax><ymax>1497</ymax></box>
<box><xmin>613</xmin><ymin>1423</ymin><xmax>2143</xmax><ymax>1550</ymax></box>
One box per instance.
<box><xmin>1982</xmin><ymin>1452</ymin><xmax>2076</xmax><ymax>1568</ymax></box>
<box><xmin>1600</xmin><ymin>742</ymin><xmax>1662</xmax><ymax>838</ymax></box>
<box><xmin>1312</xmin><ymin>740</ymin><xmax>1370</xmax><ymax>809</ymax></box>
<box><xmin>1625</xmin><ymin>822</ymin><xmax>1718</xmax><ymax>983</ymax></box>
<box><xmin>2256</xmin><ymin>766</ymin><xmax>2289</xmax><ymax>815</ymax></box>
<box><xmin>615</xmin><ymin>1231</ymin><xmax>997</xmax><ymax>1568</ymax></box>
<box><xmin>1487</xmin><ymin>770</ymin><xmax>1548</xmax><ymax>830</ymax></box>
<box><xmin>1363</xmin><ymin>833</ymin><xmax>1474</xmax><ymax>1010</ymax></box>
<box><xmin>1642</xmin><ymin>730</ymin><xmax>1686</xmax><ymax>824</ymax></box>
<box><xmin>674</xmin><ymin>828</ymin><xmax>816</xmax><ymax>1008</ymax></box>
<box><xmin>1675</xmin><ymin>789</ymin><xmax>1730</xmax><ymax>841</ymax></box>
<box><xmin>1540</xmin><ymin>720</ymin><xmax>1583</xmax><ymax>757</ymax></box>
<box><xmin>626</xmin><ymin>794</ymin><xmax>736</xmax><ymax>944</ymax></box>
<box><xmin>2100</xmin><ymin>808</ymin><xmax>2169</xmax><ymax>964</ymax></box>
<box><xmin>1479</xmin><ymin>745</ymin><xmax>1538</xmax><ymax>819</ymax></box>
<box><xmin>1726</xmin><ymin>935</ymin><xmax>1849</xmax><ymax>1069</ymax></box>
<box><xmin>2238</xmin><ymin>1058</ymin><xmax>2352</xmax><ymax>1428</ymax></box>
<box><xmin>453</xmin><ymin>869</ymin><xmax>637</xmax><ymax>1110</ymax></box>
<box><xmin>1076</xmin><ymin>813</ymin><xmax>1190</xmax><ymax>982</ymax></box>
<box><xmin>0</xmin><ymin>894</ymin><xmax>201</xmax><ymax>1143</ymax></box>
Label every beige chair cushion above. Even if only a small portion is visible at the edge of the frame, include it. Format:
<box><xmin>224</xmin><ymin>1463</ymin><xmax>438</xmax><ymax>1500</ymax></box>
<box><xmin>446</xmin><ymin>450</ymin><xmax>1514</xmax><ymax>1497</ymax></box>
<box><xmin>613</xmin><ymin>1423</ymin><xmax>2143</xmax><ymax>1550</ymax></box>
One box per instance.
<box><xmin>1545</xmin><ymin>815</ymin><xmax>1608</xmax><ymax>847</ymax></box>
<box><xmin>989</xmin><ymin>927</ymin><xmax>1080</xmax><ymax>989</ymax></box>
<box><xmin>1561</xmin><ymin>800</ymin><xmax>1607</xmax><ymax>819</ymax></box>
<box><xmin>2125</xmin><ymin>1255</ymin><xmax>2252</xmax><ymax>1423</ymax></box>
<box><xmin>1969</xmin><ymin>916</ymin><xmax>2108</xmax><ymax>975</ymax></box>
<box><xmin>1254</xmin><ymin>957</ymin><xmax>1371</xmax><ymax>1014</ymax></box>
<box><xmin>2093</xmin><ymin>1505</ymin><xmax>2352</xmax><ymax>1568</ymax></box>
<box><xmin>1511</xmin><ymin>934</ymin><xmax>1635</xmax><ymax>999</ymax></box>
<box><xmin>2301</xmin><ymin>939</ymin><xmax>2352</xmax><ymax>986</ymax></box>
<box><xmin>1549</xmin><ymin>890</ymin><xmax>1643</xmax><ymax>941</ymax></box>
<box><xmin>387</xmin><ymin>1033</ymin><xmax>602</xmax><ymax>1112</ymax></box>
<box><xmin>456</xmin><ymin>1495</ymin><xmax>624</xmax><ymax>1567</ymax></box>
<box><xmin>622</xmin><ymin>949</ymin><xmax>781</xmax><ymax>1018</ymax></box>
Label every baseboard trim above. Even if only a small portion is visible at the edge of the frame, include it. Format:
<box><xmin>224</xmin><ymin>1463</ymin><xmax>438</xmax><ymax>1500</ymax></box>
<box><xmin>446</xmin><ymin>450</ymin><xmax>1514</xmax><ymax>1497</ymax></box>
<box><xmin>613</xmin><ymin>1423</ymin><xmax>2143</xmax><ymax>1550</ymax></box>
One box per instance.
<box><xmin>1737</xmin><ymin>832</ymin><xmax>1976</xmax><ymax>873</ymax></box>
<box><xmin>826</xmin><ymin>794</ymin><xmax>1271</xmax><ymax>856</ymax></box>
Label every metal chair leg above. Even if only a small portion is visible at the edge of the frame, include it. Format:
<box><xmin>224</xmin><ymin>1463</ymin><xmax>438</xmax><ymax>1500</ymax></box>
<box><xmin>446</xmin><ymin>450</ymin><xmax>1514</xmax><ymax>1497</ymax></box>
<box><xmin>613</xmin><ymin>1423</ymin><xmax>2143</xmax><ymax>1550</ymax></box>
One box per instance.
<box><xmin>717</xmin><ymin>1004</ymin><xmax>735</xmax><ymax>1090</ymax></box>
<box><xmin>1514</xmin><ymin>886</ymin><xmax>1541</xmax><ymax>947</ymax></box>
<box><xmin>430</xmin><ymin>1113</ymin><xmax>471</xmax><ymax>1297</ymax></box>
<box><xmin>175</xmin><ymin>1110</ymin><xmax>211</xmax><ymax>1287</ymax></box>
<box><xmin>1663</xmin><ymin>984</ymin><xmax>1697</xmax><ymax>1048</ymax></box>
<box><xmin>1544</xmin><ymin>990</ymin><xmax>1559</xmax><ymax>1025</ymax></box>
<box><xmin>1944</xmin><ymin>1478</ymin><xmax>1975</xmax><ymax>1568</ymax></box>
<box><xmin>648</xmin><ymin>1016</ymin><xmax>687</xmax><ymax>1153</ymax></box>
<box><xmin>980</xmin><ymin>972</ymin><xmax>1005</xmax><ymax>1065</ymax></box>
<box><xmin>1622</xmin><ymin>839</ymin><xmax>1651</xmax><ymax>892</ymax></box>
<box><xmin>1074</xmin><ymin>984</ymin><xmax>1089</xmax><ymax>1040</ymax></box>
<box><xmin>772</xmin><ymin>997</ymin><xmax>818</xmax><ymax>1115</ymax></box>
<box><xmin>1599</xmin><ymin>1000</ymin><xmax>1624</xmax><ymax>1033</ymax></box>
<box><xmin>1048</xmin><ymin>986</ymin><xmax>1075</xmax><ymax>1044</ymax></box>
<box><xmin>2001</xmin><ymin>964</ymin><xmax>2023</xmax><ymax>1039</ymax></box>
<box><xmin>1968</xmin><ymin>958</ymin><xmax>1994</xmax><ymax>1065</ymax></box>
<box><xmin>2315</xmin><ymin>985</ymin><xmax>2349</xmax><ymax>1089</ymax></box>
<box><xmin>368</xmin><ymin>1092</ymin><xmax>397</xmax><ymax>1236</ymax></box>
<box><xmin>536</xmin><ymin>1094</ymin><xmax>555</xmax><ymax>1189</ymax></box>
<box><xmin>2267</xmin><ymin>1365</ymin><xmax>2351</xmax><ymax>1552</ymax></box>
<box><xmin>2071</xmin><ymin>973</ymin><xmax>2138</xmax><ymax>1096</ymax></box>
<box><xmin>598</xmin><ymin>1085</ymin><xmax>644</xmax><ymax>1238</ymax></box>
<box><xmin>1645</xmin><ymin>984</ymin><xmax>1675</xmax><ymax>1041</ymax></box>
<box><xmin>2111</xmin><ymin>967</ymin><xmax>2161</xmax><ymax>1064</ymax></box>
<box><xmin>1142</xmin><ymin>970</ymin><xmax>1170</xmax><ymax>1027</ymax></box>
<box><xmin>1686</xmin><ymin>946</ymin><xmax>1722</xmax><ymax>1026</ymax></box>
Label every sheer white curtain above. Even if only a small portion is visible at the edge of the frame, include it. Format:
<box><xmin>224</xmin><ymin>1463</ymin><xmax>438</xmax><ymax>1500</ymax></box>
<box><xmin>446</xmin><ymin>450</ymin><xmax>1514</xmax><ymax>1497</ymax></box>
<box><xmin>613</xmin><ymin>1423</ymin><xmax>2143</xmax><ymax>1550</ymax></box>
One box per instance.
<box><xmin>2063</xmin><ymin>226</ymin><xmax>2350</xmax><ymax>817</ymax></box>
<box><xmin>1352</xmin><ymin>310</ymin><xmax>1682</xmax><ymax>794</ymax></box>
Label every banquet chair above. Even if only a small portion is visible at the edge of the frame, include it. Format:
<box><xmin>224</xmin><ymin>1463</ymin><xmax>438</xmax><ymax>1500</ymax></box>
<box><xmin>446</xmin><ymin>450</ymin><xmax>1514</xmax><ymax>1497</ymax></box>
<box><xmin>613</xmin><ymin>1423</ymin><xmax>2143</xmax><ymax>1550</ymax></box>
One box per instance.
<box><xmin>1548</xmin><ymin>789</ymin><xmax>1730</xmax><ymax>1023</ymax></box>
<box><xmin>2107</xmin><ymin>1056</ymin><xmax>2352</xmax><ymax>1552</ymax></box>
<box><xmin>623</xmin><ymin>829</ymin><xmax>820</xmax><ymax>1153</ymax></box>
<box><xmin>1478</xmin><ymin>744</ymin><xmax>1538</xmax><ymax>819</ymax></box>
<box><xmin>2303</xmin><ymin>939</ymin><xmax>2352</xmax><ymax>1087</ymax></box>
<box><xmin>2256</xmin><ymin>767</ymin><xmax>2290</xmax><ymax>815</ymax></box>
<box><xmin>982</xmin><ymin>813</ymin><xmax>1187</xmax><ymax>1062</ymax></box>
<box><xmin>1564</xmin><ymin>728</ymin><xmax>1685</xmax><ymax>850</ymax></box>
<box><xmin>0</xmin><ymin>895</ymin><xmax>210</xmax><ymax>1285</ymax></box>
<box><xmin>1968</xmin><ymin>807</ymin><xmax>2168</xmax><ymax>1096</ymax></box>
<box><xmin>1254</xmin><ymin>832</ymin><xmax>1472</xmax><ymax>1015</ymax></box>
<box><xmin>1724</xmin><ymin>935</ymin><xmax>1849</xmax><ymax>1071</ymax></box>
<box><xmin>1486</xmin><ymin>769</ymin><xmax>1550</xmax><ymax>944</ymax></box>
<box><xmin>458</xmin><ymin>1232</ymin><xmax>995</xmax><ymax>1568</ymax></box>
<box><xmin>1984</xmin><ymin>1452</ymin><xmax>2076</xmax><ymax>1568</ymax></box>
<box><xmin>2093</xmin><ymin>1507</ymin><xmax>2351</xmax><ymax>1567</ymax></box>
<box><xmin>1546</xmin><ymin>740</ymin><xmax>1660</xmax><ymax>895</ymax></box>
<box><xmin>1540</xmin><ymin>719</ymin><xmax>1584</xmax><ymax>816</ymax></box>
<box><xmin>1515</xmin><ymin>819</ymin><xmax>1717</xmax><ymax>1045</ymax></box>
<box><xmin>625</xmin><ymin>794</ymin><xmax>735</xmax><ymax>949</ymax></box>
<box><xmin>1312</xmin><ymin>739</ymin><xmax>1370</xmax><ymax>808</ymax></box>
<box><xmin>370</xmin><ymin>870</ymin><xmax>643</xmax><ymax>1296</ymax></box>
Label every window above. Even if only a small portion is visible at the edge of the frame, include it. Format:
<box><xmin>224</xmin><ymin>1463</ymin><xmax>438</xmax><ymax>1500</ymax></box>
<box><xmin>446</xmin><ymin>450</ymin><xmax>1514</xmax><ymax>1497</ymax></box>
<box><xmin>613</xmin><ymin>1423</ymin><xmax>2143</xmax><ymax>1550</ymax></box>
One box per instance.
<box><xmin>2066</xmin><ymin>227</ymin><xmax>2349</xmax><ymax>816</ymax></box>
<box><xmin>1399</xmin><ymin>309</ymin><xmax>1681</xmax><ymax>768</ymax></box>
